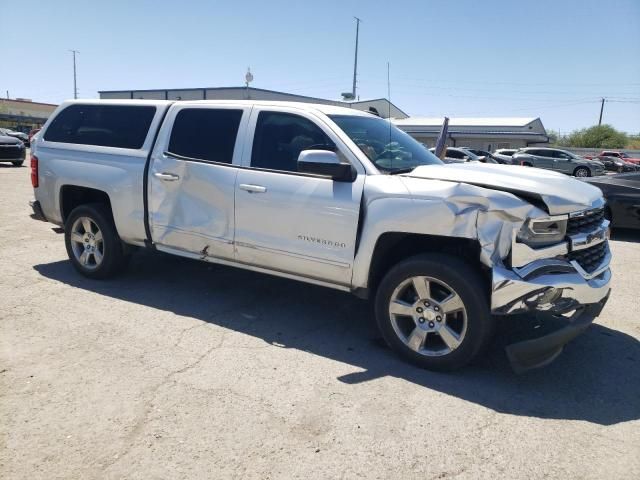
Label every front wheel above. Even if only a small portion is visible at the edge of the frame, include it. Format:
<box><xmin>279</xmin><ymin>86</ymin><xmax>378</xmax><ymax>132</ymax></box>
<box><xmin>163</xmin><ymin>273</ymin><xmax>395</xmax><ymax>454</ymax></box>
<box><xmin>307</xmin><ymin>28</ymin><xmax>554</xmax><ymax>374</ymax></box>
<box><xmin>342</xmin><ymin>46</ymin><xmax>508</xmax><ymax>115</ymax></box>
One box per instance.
<box><xmin>574</xmin><ymin>167</ymin><xmax>590</xmax><ymax>177</ymax></box>
<box><xmin>64</xmin><ymin>204</ymin><xmax>127</xmax><ymax>279</ymax></box>
<box><xmin>375</xmin><ymin>254</ymin><xmax>494</xmax><ymax>371</ymax></box>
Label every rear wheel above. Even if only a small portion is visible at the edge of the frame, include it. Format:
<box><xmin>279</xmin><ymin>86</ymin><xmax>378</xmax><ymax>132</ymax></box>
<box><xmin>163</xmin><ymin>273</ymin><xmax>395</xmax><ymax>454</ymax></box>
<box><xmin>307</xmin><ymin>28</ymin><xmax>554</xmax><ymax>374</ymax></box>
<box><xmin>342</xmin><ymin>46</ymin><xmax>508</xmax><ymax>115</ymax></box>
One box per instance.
<box><xmin>574</xmin><ymin>166</ymin><xmax>590</xmax><ymax>177</ymax></box>
<box><xmin>12</xmin><ymin>161</ymin><xmax>23</xmax><ymax>167</ymax></box>
<box><xmin>522</xmin><ymin>162</ymin><xmax>533</xmax><ymax>167</ymax></box>
<box><xmin>64</xmin><ymin>204</ymin><xmax>127</xmax><ymax>279</ymax></box>
<box><xmin>375</xmin><ymin>254</ymin><xmax>494</xmax><ymax>371</ymax></box>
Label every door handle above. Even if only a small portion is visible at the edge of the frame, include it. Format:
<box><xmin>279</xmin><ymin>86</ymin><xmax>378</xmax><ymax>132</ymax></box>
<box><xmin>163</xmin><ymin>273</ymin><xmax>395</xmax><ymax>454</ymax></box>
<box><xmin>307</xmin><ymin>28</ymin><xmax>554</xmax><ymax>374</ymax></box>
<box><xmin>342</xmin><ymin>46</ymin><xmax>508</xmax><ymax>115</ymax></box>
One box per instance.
<box><xmin>239</xmin><ymin>184</ymin><xmax>267</xmax><ymax>193</ymax></box>
<box><xmin>154</xmin><ymin>172</ymin><xmax>180</xmax><ymax>181</ymax></box>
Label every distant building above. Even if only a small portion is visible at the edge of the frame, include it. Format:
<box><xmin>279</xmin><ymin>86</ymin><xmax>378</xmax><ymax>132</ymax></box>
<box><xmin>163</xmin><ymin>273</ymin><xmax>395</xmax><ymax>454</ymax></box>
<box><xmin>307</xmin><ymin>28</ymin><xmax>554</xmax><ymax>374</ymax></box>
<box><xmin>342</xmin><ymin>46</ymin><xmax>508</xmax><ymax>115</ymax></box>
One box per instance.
<box><xmin>99</xmin><ymin>87</ymin><xmax>549</xmax><ymax>150</ymax></box>
<box><xmin>0</xmin><ymin>98</ymin><xmax>58</xmax><ymax>133</ymax></box>
<box><xmin>393</xmin><ymin>117</ymin><xmax>549</xmax><ymax>150</ymax></box>
<box><xmin>98</xmin><ymin>86</ymin><xmax>409</xmax><ymax>119</ymax></box>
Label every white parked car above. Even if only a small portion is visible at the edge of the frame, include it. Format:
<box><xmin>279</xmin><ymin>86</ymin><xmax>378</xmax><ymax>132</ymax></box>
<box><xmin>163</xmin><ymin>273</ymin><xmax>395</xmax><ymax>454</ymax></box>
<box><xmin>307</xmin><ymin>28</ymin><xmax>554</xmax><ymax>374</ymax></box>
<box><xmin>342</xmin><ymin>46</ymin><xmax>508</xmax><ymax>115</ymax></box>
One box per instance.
<box><xmin>492</xmin><ymin>148</ymin><xmax>519</xmax><ymax>164</ymax></box>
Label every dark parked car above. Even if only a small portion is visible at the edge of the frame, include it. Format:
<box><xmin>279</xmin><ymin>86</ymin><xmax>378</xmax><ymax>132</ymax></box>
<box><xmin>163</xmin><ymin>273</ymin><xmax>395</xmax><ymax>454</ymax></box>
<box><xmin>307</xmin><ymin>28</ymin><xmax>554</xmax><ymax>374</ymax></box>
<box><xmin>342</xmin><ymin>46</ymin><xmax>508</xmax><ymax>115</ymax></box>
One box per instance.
<box><xmin>584</xmin><ymin>173</ymin><xmax>640</xmax><ymax>229</ymax></box>
<box><xmin>598</xmin><ymin>156</ymin><xmax>637</xmax><ymax>173</ymax></box>
<box><xmin>0</xmin><ymin>134</ymin><xmax>26</xmax><ymax>166</ymax></box>
<box><xmin>0</xmin><ymin>128</ymin><xmax>29</xmax><ymax>147</ymax></box>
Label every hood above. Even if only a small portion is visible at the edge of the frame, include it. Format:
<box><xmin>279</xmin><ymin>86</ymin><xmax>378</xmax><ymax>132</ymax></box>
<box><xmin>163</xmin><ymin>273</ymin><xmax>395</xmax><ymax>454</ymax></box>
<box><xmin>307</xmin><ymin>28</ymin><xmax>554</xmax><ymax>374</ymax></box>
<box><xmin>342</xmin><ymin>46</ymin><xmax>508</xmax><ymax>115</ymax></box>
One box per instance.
<box><xmin>0</xmin><ymin>135</ymin><xmax>22</xmax><ymax>145</ymax></box>
<box><xmin>402</xmin><ymin>163</ymin><xmax>603</xmax><ymax>215</ymax></box>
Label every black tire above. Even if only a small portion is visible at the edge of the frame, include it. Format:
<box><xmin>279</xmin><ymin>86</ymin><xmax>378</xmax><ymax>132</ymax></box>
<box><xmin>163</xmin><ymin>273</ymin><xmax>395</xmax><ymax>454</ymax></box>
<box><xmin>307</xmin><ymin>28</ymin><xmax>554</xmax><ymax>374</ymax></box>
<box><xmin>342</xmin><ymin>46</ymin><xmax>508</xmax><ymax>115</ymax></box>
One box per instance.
<box><xmin>374</xmin><ymin>253</ymin><xmax>494</xmax><ymax>371</ymax></box>
<box><xmin>12</xmin><ymin>161</ymin><xmax>23</xmax><ymax>167</ymax></box>
<box><xmin>64</xmin><ymin>203</ymin><xmax>127</xmax><ymax>279</ymax></box>
<box><xmin>522</xmin><ymin>162</ymin><xmax>533</xmax><ymax>167</ymax></box>
<box><xmin>574</xmin><ymin>166</ymin><xmax>590</xmax><ymax>177</ymax></box>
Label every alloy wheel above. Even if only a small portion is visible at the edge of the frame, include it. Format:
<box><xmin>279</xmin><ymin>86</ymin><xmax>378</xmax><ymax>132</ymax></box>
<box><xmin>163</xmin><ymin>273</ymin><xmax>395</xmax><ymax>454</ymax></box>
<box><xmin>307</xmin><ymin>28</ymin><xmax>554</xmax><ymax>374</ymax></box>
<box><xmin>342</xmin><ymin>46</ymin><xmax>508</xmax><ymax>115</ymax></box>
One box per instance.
<box><xmin>388</xmin><ymin>276</ymin><xmax>468</xmax><ymax>356</ymax></box>
<box><xmin>69</xmin><ymin>216</ymin><xmax>104</xmax><ymax>270</ymax></box>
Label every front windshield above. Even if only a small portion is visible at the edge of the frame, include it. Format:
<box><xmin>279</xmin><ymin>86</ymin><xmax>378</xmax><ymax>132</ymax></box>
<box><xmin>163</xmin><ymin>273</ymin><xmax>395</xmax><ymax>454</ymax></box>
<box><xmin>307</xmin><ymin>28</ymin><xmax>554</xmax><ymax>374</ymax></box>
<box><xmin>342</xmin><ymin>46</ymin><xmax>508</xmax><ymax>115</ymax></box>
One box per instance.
<box><xmin>619</xmin><ymin>152</ymin><xmax>629</xmax><ymax>158</ymax></box>
<box><xmin>329</xmin><ymin>115</ymin><xmax>443</xmax><ymax>172</ymax></box>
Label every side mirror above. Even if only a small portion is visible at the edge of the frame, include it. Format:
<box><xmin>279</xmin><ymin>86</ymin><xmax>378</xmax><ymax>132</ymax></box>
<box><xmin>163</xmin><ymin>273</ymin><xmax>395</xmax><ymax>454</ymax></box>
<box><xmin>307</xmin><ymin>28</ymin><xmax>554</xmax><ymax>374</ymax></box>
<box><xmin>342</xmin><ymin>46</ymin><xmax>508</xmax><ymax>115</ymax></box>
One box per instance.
<box><xmin>298</xmin><ymin>150</ymin><xmax>354</xmax><ymax>182</ymax></box>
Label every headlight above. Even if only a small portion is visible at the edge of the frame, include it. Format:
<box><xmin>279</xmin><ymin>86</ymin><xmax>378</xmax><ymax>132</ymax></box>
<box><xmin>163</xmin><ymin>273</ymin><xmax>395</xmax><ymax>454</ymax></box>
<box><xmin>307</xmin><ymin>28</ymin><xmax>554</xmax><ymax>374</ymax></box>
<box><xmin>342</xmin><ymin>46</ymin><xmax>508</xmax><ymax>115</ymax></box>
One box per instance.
<box><xmin>517</xmin><ymin>216</ymin><xmax>567</xmax><ymax>247</ymax></box>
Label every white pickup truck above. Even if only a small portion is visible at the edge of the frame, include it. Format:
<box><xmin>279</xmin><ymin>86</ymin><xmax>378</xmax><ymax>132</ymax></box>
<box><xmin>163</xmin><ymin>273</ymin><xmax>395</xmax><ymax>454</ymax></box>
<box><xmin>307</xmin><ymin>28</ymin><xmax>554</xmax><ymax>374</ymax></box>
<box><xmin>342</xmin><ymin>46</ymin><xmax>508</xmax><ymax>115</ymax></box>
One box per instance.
<box><xmin>30</xmin><ymin>100</ymin><xmax>611</xmax><ymax>372</ymax></box>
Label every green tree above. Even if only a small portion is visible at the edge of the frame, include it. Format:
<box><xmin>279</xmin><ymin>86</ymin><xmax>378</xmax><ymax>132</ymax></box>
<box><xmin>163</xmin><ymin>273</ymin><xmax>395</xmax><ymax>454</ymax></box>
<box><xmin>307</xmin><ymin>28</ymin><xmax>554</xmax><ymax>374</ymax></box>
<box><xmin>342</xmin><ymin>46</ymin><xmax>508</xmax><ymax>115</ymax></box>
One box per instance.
<box><xmin>627</xmin><ymin>134</ymin><xmax>640</xmax><ymax>149</ymax></box>
<box><xmin>560</xmin><ymin>125</ymin><xmax>628</xmax><ymax>148</ymax></box>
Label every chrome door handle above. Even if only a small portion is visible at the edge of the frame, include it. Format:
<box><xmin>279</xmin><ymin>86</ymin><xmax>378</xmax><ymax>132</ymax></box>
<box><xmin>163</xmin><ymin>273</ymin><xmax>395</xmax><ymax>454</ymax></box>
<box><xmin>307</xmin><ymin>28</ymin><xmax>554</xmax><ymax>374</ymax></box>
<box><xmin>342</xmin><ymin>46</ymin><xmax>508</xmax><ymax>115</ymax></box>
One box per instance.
<box><xmin>239</xmin><ymin>184</ymin><xmax>267</xmax><ymax>193</ymax></box>
<box><xmin>154</xmin><ymin>172</ymin><xmax>180</xmax><ymax>181</ymax></box>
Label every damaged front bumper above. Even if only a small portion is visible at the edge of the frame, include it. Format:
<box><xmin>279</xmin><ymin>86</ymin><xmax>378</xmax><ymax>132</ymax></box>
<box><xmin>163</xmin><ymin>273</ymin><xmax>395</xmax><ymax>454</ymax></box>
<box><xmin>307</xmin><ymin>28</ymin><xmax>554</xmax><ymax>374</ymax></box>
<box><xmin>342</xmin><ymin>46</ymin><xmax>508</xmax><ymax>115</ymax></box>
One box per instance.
<box><xmin>491</xmin><ymin>242</ymin><xmax>611</xmax><ymax>373</ymax></box>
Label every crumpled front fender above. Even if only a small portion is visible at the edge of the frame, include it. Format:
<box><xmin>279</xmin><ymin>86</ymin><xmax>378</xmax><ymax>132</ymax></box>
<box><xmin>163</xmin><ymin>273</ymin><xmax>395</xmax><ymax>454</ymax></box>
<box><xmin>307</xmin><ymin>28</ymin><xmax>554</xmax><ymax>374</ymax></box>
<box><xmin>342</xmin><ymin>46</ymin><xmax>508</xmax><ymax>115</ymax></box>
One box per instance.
<box><xmin>351</xmin><ymin>176</ymin><xmax>545</xmax><ymax>290</ymax></box>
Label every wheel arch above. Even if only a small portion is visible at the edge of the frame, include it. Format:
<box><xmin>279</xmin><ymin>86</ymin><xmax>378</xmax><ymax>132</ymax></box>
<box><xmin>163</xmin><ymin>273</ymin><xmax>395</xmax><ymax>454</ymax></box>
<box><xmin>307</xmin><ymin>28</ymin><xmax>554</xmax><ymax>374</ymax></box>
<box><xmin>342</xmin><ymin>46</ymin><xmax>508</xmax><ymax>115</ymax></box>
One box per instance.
<box><xmin>59</xmin><ymin>185</ymin><xmax>113</xmax><ymax>224</ymax></box>
<box><xmin>358</xmin><ymin>232</ymin><xmax>489</xmax><ymax>299</ymax></box>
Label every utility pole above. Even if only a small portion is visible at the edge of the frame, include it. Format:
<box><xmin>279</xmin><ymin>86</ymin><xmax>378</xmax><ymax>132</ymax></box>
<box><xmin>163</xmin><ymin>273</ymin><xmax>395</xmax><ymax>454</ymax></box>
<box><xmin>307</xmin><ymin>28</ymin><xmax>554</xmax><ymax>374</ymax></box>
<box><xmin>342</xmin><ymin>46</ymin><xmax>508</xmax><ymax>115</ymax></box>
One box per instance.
<box><xmin>598</xmin><ymin>97</ymin><xmax>605</xmax><ymax>126</ymax></box>
<box><xmin>69</xmin><ymin>50</ymin><xmax>79</xmax><ymax>99</ymax></box>
<box><xmin>351</xmin><ymin>16</ymin><xmax>361</xmax><ymax>99</ymax></box>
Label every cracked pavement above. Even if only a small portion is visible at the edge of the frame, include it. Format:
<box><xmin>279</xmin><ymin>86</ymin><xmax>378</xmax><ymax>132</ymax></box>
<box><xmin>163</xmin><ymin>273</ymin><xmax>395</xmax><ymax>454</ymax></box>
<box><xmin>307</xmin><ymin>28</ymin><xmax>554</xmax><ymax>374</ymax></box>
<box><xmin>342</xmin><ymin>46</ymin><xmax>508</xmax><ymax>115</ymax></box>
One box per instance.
<box><xmin>1</xmin><ymin>163</ymin><xmax>640</xmax><ymax>479</ymax></box>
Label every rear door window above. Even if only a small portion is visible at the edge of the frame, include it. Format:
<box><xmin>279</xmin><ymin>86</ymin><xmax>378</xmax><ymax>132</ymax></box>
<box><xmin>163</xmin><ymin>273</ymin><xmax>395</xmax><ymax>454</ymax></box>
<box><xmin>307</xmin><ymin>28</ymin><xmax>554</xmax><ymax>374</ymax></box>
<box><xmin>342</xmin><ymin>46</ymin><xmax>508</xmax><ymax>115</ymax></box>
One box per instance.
<box><xmin>168</xmin><ymin>108</ymin><xmax>243</xmax><ymax>163</ymax></box>
<box><xmin>554</xmin><ymin>151</ymin><xmax>572</xmax><ymax>160</ymax></box>
<box><xmin>44</xmin><ymin>104</ymin><xmax>156</xmax><ymax>149</ymax></box>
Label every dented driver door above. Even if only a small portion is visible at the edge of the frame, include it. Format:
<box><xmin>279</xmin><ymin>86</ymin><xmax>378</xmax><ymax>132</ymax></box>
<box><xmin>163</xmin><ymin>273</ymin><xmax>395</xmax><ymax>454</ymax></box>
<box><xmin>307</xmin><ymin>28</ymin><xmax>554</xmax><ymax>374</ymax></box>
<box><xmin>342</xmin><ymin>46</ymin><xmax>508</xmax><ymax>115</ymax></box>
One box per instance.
<box><xmin>148</xmin><ymin>103</ymin><xmax>251</xmax><ymax>260</ymax></box>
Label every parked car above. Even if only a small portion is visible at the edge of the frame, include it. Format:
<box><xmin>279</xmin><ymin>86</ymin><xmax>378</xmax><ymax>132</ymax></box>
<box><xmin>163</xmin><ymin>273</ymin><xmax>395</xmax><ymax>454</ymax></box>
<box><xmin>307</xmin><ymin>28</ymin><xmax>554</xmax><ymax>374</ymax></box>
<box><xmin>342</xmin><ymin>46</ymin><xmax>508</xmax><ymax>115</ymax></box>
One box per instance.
<box><xmin>30</xmin><ymin>99</ymin><xmax>612</xmax><ymax>372</ymax></box>
<box><xmin>512</xmin><ymin>148</ymin><xmax>605</xmax><ymax>177</ymax></box>
<box><xmin>0</xmin><ymin>133</ymin><xmax>26</xmax><ymax>166</ymax></box>
<box><xmin>0</xmin><ymin>128</ymin><xmax>29</xmax><ymax>147</ymax></box>
<box><xmin>492</xmin><ymin>148</ymin><xmax>518</xmax><ymax>164</ymax></box>
<box><xmin>428</xmin><ymin>147</ymin><xmax>490</xmax><ymax>163</ymax></box>
<box><xmin>585</xmin><ymin>150</ymin><xmax>640</xmax><ymax>165</ymax></box>
<box><xmin>464</xmin><ymin>148</ymin><xmax>507</xmax><ymax>164</ymax></box>
<box><xmin>597</xmin><ymin>156</ymin><xmax>638</xmax><ymax>173</ymax></box>
<box><xmin>583</xmin><ymin>173</ymin><xmax>640</xmax><ymax>229</ymax></box>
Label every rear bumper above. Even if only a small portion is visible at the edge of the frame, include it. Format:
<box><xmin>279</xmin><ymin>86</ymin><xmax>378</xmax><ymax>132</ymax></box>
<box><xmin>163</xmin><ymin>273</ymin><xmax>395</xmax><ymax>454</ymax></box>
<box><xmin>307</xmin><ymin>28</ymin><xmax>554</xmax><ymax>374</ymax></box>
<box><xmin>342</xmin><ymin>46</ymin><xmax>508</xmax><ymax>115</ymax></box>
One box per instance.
<box><xmin>29</xmin><ymin>200</ymin><xmax>48</xmax><ymax>222</ymax></box>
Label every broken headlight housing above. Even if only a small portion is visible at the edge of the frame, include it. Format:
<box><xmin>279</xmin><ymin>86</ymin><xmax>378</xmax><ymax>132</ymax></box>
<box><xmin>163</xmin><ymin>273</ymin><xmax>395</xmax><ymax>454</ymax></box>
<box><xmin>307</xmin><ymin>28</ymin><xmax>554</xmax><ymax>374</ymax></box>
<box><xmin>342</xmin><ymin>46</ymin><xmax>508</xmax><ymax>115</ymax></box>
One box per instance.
<box><xmin>517</xmin><ymin>216</ymin><xmax>568</xmax><ymax>248</ymax></box>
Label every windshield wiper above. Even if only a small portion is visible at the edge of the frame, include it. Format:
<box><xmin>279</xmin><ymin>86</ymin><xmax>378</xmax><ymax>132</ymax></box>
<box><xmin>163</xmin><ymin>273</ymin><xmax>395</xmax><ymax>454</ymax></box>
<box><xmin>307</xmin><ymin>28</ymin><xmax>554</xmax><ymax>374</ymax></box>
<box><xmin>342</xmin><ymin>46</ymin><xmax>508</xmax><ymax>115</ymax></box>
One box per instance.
<box><xmin>388</xmin><ymin>167</ymin><xmax>416</xmax><ymax>175</ymax></box>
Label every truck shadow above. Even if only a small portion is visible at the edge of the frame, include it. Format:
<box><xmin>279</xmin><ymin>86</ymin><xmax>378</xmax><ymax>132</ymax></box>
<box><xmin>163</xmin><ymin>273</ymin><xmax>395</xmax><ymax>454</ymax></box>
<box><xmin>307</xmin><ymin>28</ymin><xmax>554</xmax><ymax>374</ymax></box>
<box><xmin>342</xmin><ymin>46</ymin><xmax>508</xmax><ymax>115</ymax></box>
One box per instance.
<box><xmin>34</xmin><ymin>250</ymin><xmax>640</xmax><ymax>426</ymax></box>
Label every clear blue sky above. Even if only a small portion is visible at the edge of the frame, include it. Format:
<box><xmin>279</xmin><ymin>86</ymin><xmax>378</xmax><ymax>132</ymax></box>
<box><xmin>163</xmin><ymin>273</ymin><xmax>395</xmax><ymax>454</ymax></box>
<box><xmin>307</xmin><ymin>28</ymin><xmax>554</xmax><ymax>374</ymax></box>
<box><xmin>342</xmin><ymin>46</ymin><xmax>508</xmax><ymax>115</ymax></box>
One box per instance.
<box><xmin>2</xmin><ymin>0</ymin><xmax>639</xmax><ymax>133</ymax></box>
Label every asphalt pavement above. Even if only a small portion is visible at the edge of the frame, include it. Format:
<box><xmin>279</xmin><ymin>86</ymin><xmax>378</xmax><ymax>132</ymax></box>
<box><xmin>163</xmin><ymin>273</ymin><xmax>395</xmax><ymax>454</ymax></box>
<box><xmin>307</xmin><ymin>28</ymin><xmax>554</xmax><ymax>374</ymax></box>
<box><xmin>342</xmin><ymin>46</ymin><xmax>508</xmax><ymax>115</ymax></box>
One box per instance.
<box><xmin>1</xmin><ymin>163</ymin><xmax>639</xmax><ymax>479</ymax></box>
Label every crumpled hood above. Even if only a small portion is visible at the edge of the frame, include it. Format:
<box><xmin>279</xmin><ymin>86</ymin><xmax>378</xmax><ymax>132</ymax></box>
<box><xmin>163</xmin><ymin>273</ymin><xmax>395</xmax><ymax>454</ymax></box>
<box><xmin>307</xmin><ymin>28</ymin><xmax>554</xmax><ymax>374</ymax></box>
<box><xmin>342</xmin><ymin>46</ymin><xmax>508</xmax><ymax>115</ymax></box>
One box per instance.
<box><xmin>403</xmin><ymin>163</ymin><xmax>603</xmax><ymax>215</ymax></box>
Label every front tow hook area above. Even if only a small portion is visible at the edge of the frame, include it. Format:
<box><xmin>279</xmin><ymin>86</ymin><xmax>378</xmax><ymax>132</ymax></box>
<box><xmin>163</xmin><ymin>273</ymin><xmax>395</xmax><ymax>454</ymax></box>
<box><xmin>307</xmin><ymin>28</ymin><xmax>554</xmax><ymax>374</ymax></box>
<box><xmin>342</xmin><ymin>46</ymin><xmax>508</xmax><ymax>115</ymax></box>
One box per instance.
<box><xmin>506</xmin><ymin>292</ymin><xmax>610</xmax><ymax>374</ymax></box>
